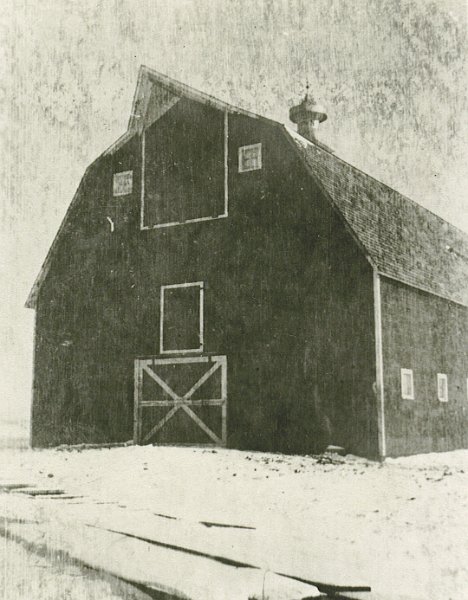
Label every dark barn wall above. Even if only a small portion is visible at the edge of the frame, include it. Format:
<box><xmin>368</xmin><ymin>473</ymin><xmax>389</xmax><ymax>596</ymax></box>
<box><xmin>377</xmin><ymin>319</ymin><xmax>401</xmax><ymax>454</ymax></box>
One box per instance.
<box><xmin>299</xmin><ymin>194</ymin><xmax>378</xmax><ymax>458</ymax></box>
<box><xmin>227</xmin><ymin>116</ymin><xmax>379</xmax><ymax>456</ymax></box>
<box><xmin>381</xmin><ymin>277</ymin><xmax>468</xmax><ymax>456</ymax></box>
<box><xmin>281</xmin><ymin>150</ymin><xmax>379</xmax><ymax>458</ymax></box>
<box><xmin>32</xmin><ymin>143</ymin><xmax>142</xmax><ymax>446</ymax></box>
<box><xmin>32</xmin><ymin>98</ymin><xmax>378</xmax><ymax>456</ymax></box>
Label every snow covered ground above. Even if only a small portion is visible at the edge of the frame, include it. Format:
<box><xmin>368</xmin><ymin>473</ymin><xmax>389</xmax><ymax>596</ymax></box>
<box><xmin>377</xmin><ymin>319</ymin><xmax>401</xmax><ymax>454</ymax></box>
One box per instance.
<box><xmin>0</xmin><ymin>535</ymin><xmax>155</xmax><ymax>600</ymax></box>
<box><xmin>1</xmin><ymin>439</ymin><xmax>467</xmax><ymax>600</ymax></box>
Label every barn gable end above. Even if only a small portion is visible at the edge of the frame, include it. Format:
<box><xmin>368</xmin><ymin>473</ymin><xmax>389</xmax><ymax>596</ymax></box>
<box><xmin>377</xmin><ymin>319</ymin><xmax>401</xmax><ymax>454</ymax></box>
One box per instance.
<box><xmin>26</xmin><ymin>66</ymin><xmax>468</xmax><ymax>458</ymax></box>
<box><xmin>28</xmin><ymin>74</ymin><xmax>378</xmax><ymax>454</ymax></box>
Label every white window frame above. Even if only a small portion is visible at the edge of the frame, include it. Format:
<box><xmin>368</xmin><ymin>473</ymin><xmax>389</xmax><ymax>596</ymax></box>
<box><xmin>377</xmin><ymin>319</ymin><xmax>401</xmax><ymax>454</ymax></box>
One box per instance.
<box><xmin>140</xmin><ymin>112</ymin><xmax>229</xmax><ymax>230</ymax></box>
<box><xmin>113</xmin><ymin>170</ymin><xmax>133</xmax><ymax>196</ymax></box>
<box><xmin>238</xmin><ymin>143</ymin><xmax>262</xmax><ymax>173</ymax></box>
<box><xmin>160</xmin><ymin>282</ymin><xmax>204</xmax><ymax>355</ymax></box>
<box><xmin>437</xmin><ymin>373</ymin><xmax>448</xmax><ymax>402</ymax></box>
<box><xmin>400</xmin><ymin>368</ymin><xmax>415</xmax><ymax>400</ymax></box>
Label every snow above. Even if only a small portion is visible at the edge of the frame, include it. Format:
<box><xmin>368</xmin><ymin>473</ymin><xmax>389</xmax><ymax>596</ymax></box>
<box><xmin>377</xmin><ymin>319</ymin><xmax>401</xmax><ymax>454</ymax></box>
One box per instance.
<box><xmin>2</xmin><ymin>510</ymin><xmax>323</xmax><ymax>600</ymax></box>
<box><xmin>1</xmin><ymin>444</ymin><xmax>468</xmax><ymax>599</ymax></box>
<box><xmin>0</xmin><ymin>533</ymin><xmax>152</xmax><ymax>600</ymax></box>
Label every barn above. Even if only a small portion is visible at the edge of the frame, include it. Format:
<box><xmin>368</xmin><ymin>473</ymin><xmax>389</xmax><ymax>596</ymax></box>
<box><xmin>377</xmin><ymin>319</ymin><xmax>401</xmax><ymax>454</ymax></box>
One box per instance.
<box><xmin>26</xmin><ymin>66</ymin><xmax>468</xmax><ymax>459</ymax></box>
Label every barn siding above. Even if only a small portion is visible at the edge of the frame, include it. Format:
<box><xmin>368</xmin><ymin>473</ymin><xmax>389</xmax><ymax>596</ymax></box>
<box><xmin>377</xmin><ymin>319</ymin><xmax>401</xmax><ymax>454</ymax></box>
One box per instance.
<box><xmin>31</xmin><ymin>98</ymin><xmax>378</xmax><ymax>455</ymax></box>
<box><xmin>32</xmin><ymin>154</ymin><xmax>137</xmax><ymax>446</ymax></box>
<box><xmin>295</xmin><ymin>180</ymin><xmax>378</xmax><ymax>458</ymax></box>
<box><xmin>381</xmin><ymin>277</ymin><xmax>468</xmax><ymax>456</ymax></box>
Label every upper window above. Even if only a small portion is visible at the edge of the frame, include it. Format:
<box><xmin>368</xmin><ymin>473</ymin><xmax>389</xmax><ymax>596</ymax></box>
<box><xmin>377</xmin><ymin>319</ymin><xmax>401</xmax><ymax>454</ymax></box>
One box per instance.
<box><xmin>160</xmin><ymin>282</ymin><xmax>204</xmax><ymax>354</ymax></box>
<box><xmin>113</xmin><ymin>170</ymin><xmax>133</xmax><ymax>196</ymax></box>
<box><xmin>238</xmin><ymin>143</ymin><xmax>262</xmax><ymax>173</ymax></box>
<box><xmin>437</xmin><ymin>373</ymin><xmax>448</xmax><ymax>402</ymax></box>
<box><xmin>142</xmin><ymin>102</ymin><xmax>227</xmax><ymax>229</ymax></box>
<box><xmin>401</xmin><ymin>368</ymin><xmax>414</xmax><ymax>400</ymax></box>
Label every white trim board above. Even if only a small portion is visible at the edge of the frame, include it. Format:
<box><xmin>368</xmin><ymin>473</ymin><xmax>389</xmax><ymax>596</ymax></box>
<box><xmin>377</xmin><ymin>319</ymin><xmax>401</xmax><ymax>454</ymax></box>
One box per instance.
<box><xmin>139</xmin><ymin>131</ymin><xmax>146</xmax><ymax>230</ymax></box>
<box><xmin>141</xmin><ymin>355</ymin><xmax>224</xmax><ymax>366</ymax></box>
<box><xmin>373</xmin><ymin>270</ymin><xmax>386</xmax><ymax>459</ymax></box>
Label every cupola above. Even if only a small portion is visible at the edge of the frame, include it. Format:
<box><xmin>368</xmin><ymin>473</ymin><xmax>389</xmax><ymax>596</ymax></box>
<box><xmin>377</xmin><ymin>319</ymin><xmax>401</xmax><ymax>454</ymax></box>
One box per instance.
<box><xmin>289</xmin><ymin>91</ymin><xmax>328</xmax><ymax>144</ymax></box>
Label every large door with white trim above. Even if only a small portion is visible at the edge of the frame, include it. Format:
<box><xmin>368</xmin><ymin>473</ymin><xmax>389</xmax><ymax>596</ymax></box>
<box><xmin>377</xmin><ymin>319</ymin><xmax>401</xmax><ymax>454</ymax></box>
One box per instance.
<box><xmin>134</xmin><ymin>356</ymin><xmax>227</xmax><ymax>446</ymax></box>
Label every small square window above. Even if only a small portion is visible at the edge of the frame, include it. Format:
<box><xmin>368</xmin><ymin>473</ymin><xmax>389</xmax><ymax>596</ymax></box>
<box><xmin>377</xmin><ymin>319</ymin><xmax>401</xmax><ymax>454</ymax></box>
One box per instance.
<box><xmin>113</xmin><ymin>170</ymin><xmax>133</xmax><ymax>196</ymax></box>
<box><xmin>401</xmin><ymin>368</ymin><xmax>414</xmax><ymax>400</ymax></box>
<box><xmin>437</xmin><ymin>373</ymin><xmax>448</xmax><ymax>402</ymax></box>
<box><xmin>238</xmin><ymin>143</ymin><xmax>262</xmax><ymax>173</ymax></box>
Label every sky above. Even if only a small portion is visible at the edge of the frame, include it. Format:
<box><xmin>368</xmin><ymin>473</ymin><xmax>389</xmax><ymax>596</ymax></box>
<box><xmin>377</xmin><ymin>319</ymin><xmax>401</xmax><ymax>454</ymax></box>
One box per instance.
<box><xmin>0</xmin><ymin>0</ymin><xmax>467</xmax><ymax>420</ymax></box>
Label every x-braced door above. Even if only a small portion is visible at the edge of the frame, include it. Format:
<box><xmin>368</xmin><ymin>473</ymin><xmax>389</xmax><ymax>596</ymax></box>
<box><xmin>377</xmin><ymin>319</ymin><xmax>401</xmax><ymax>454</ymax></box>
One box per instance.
<box><xmin>134</xmin><ymin>355</ymin><xmax>227</xmax><ymax>446</ymax></box>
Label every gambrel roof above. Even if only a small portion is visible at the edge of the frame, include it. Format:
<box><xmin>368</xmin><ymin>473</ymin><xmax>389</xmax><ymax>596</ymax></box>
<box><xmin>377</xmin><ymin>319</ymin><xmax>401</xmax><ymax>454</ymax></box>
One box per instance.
<box><xmin>26</xmin><ymin>66</ymin><xmax>468</xmax><ymax>309</ymax></box>
<box><xmin>285</xmin><ymin>127</ymin><xmax>468</xmax><ymax>307</ymax></box>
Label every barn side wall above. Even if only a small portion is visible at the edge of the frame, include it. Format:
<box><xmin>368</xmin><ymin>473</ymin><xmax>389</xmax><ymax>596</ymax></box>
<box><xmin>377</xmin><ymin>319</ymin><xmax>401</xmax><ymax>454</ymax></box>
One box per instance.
<box><xmin>381</xmin><ymin>276</ymin><xmax>468</xmax><ymax>456</ymax></box>
<box><xmin>299</xmin><ymin>194</ymin><xmax>379</xmax><ymax>458</ymax></box>
<box><xmin>31</xmin><ymin>98</ymin><xmax>379</xmax><ymax>456</ymax></box>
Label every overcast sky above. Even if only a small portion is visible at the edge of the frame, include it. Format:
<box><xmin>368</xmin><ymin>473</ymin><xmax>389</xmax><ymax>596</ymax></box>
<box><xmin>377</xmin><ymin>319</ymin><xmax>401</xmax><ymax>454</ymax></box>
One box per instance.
<box><xmin>1</xmin><ymin>0</ymin><xmax>467</xmax><ymax>419</ymax></box>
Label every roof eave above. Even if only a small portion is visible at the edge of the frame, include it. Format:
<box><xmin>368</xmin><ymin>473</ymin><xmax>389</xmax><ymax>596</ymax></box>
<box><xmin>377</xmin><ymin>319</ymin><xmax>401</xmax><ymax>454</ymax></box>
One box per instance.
<box><xmin>376</xmin><ymin>270</ymin><xmax>468</xmax><ymax>309</ymax></box>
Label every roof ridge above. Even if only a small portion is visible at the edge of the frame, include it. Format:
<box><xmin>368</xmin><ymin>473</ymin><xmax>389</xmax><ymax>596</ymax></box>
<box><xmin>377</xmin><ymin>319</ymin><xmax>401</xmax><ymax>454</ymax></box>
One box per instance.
<box><xmin>128</xmin><ymin>67</ymin><xmax>468</xmax><ymax>244</ymax></box>
<box><xmin>138</xmin><ymin>65</ymin><xmax>275</xmax><ymax>124</ymax></box>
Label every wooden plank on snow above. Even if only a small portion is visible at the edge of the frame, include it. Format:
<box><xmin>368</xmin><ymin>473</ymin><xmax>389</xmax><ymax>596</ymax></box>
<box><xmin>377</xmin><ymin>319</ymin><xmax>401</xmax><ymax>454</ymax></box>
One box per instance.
<box><xmin>1</xmin><ymin>492</ymin><xmax>371</xmax><ymax>597</ymax></box>
<box><xmin>1</xmin><ymin>514</ymin><xmax>324</xmax><ymax>600</ymax></box>
<box><xmin>0</xmin><ymin>482</ymin><xmax>35</xmax><ymax>491</ymax></box>
<box><xmin>15</xmin><ymin>488</ymin><xmax>65</xmax><ymax>496</ymax></box>
<box><xmin>62</xmin><ymin>503</ymin><xmax>370</xmax><ymax>594</ymax></box>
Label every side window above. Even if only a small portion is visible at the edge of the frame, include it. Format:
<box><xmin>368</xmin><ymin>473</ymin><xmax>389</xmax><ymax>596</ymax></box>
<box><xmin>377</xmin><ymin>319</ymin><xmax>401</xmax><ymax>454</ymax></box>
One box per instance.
<box><xmin>400</xmin><ymin>368</ymin><xmax>414</xmax><ymax>400</ymax></box>
<box><xmin>238</xmin><ymin>143</ymin><xmax>262</xmax><ymax>172</ymax></box>
<box><xmin>113</xmin><ymin>170</ymin><xmax>133</xmax><ymax>196</ymax></box>
<box><xmin>437</xmin><ymin>373</ymin><xmax>448</xmax><ymax>402</ymax></box>
<box><xmin>160</xmin><ymin>282</ymin><xmax>204</xmax><ymax>354</ymax></box>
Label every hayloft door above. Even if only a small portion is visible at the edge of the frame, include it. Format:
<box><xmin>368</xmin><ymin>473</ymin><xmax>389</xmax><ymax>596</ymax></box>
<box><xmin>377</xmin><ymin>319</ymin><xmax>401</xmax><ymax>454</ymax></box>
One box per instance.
<box><xmin>133</xmin><ymin>355</ymin><xmax>227</xmax><ymax>446</ymax></box>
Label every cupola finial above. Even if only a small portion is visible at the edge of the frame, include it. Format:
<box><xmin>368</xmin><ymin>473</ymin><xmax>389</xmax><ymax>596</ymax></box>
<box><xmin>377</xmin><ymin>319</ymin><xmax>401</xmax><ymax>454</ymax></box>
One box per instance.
<box><xmin>289</xmin><ymin>88</ymin><xmax>328</xmax><ymax>143</ymax></box>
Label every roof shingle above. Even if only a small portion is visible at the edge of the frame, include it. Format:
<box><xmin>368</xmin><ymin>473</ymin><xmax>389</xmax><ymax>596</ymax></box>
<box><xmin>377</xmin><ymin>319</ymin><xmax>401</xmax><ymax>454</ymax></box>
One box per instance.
<box><xmin>286</xmin><ymin>127</ymin><xmax>468</xmax><ymax>307</ymax></box>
